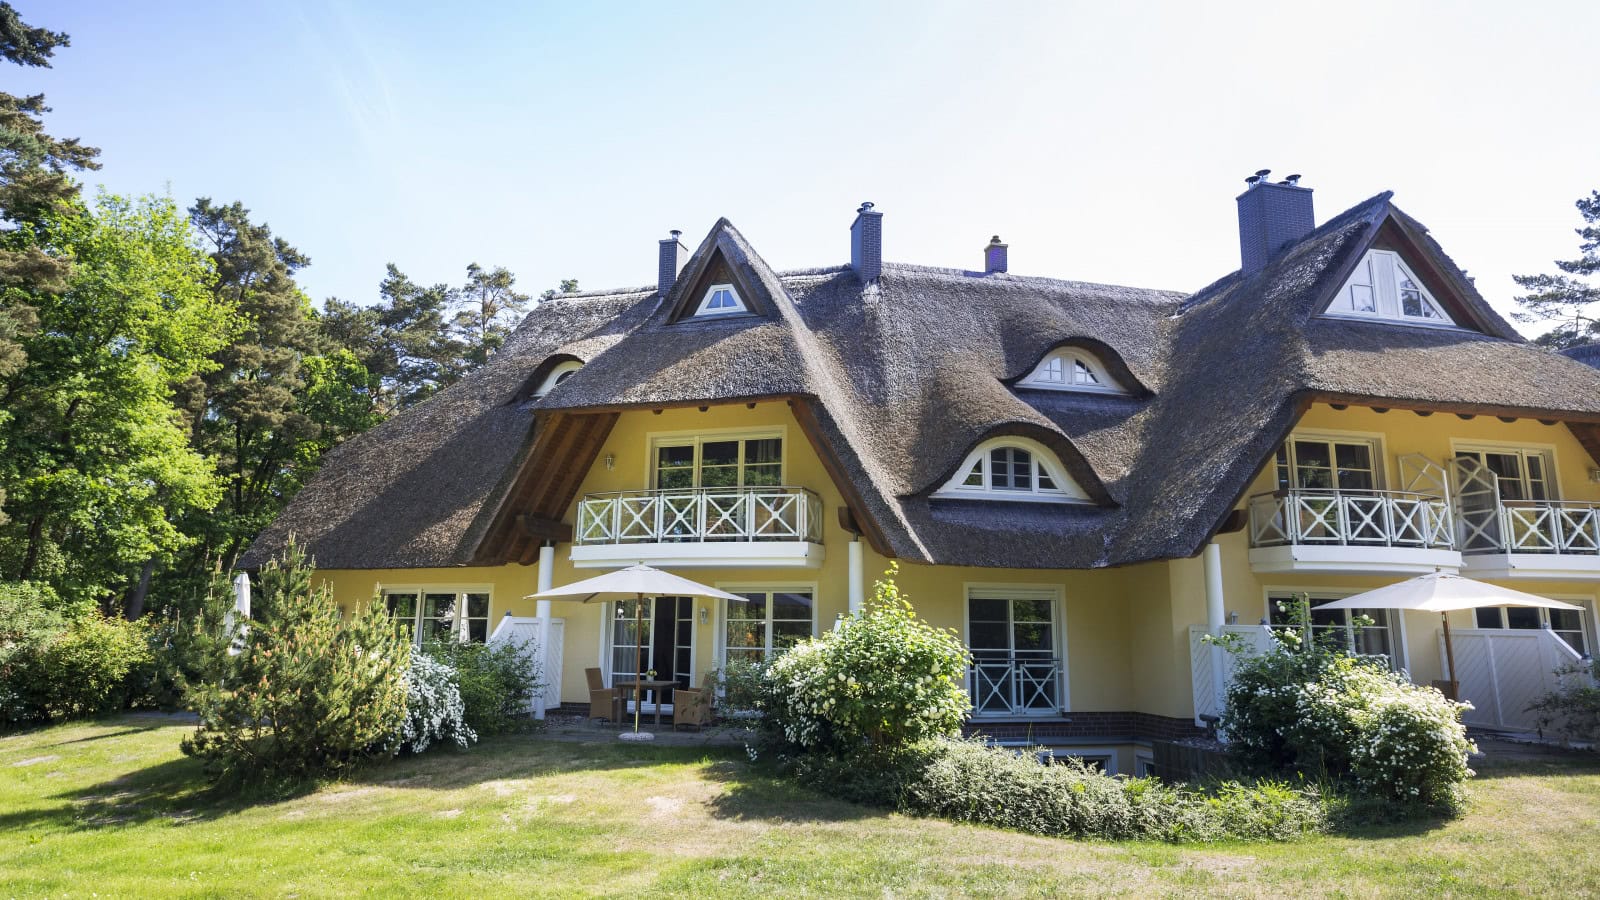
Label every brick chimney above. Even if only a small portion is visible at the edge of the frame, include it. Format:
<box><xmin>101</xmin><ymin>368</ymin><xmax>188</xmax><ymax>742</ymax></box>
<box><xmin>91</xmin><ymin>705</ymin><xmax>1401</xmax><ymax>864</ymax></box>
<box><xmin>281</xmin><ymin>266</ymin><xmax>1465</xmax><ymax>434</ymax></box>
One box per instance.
<box><xmin>984</xmin><ymin>235</ymin><xmax>1008</xmax><ymax>274</ymax></box>
<box><xmin>658</xmin><ymin>229</ymin><xmax>687</xmax><ymax>295</ymax></box>
<box><xmin>850</xmin><ymin>202</ymin><xmax>882</xmax><ymax>281</ymax></box>
<box><xmin>1236</xmin><ymin>170</ymin><xmax>1314</xmax><ymax>274</ymax></box>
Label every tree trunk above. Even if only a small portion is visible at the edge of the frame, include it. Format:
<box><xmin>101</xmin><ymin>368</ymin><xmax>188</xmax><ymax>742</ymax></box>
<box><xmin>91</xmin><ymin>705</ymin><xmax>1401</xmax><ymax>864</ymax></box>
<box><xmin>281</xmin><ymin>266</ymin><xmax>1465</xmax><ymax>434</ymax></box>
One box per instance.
<box><xmin>17</xmin><ymin>511</ymin><xmax>45</xmax><ymax>580</ymax></box>
<box><xmin>124</xmin><ymin>557</ymin><xmax>156</xmax><ymax>619</ymax></box>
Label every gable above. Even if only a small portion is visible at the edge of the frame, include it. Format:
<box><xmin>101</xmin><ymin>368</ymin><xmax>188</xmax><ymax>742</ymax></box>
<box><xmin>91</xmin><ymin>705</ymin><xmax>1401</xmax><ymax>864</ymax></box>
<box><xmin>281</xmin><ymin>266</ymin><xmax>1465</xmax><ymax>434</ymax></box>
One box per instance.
<box><xmin>1324</xmin><ymin>248</ymin><xmax>1458</xmax><ymax>326</ymax></box>
<box><xmin>1314</xmin><ymin>215</ymin><xmax>1497</xmax><ymax>334</ymax></box>
<box><xmin>665</xmin><ymin>250</ymin><xmax>765</xmax><ymax>323</ymax></box>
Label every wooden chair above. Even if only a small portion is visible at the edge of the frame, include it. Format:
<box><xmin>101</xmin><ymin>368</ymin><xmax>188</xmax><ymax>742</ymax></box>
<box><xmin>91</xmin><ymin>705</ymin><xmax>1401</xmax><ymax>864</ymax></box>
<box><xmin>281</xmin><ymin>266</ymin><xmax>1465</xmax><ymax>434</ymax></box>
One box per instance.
<box><xmin>586</xmin><ymin>667</ymin><xmax>617</xmax><ymax>723</ymax></box>
<box><xmin>672</xmin><ymin>682</ymin><xmax>715</xmax><ymax>731</ymax></box>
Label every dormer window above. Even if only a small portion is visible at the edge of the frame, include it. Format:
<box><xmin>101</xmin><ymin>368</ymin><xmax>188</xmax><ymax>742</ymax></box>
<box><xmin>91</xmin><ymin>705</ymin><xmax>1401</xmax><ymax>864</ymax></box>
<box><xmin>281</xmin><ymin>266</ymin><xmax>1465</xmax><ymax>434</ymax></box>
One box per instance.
<box><xmin>694</xmin><ymin>283</ymin><xmax>747</xmax><ymax>317</ymax></box>
<box><xmin>531</xmin><ymin>360</ymin><xmax>583</xmax><ymax>399</ymax></box>
<box><xmin>1326</xmin><ymin>249</ymin><xmax>1460</xmax><ymax>326</ymax></box>
<box><xmin>934</xmin><ymin>437</ymin><xmax>1089</xmax><ymax>503</ymax></box>
<box><xmin>1018</xmin><ymin>348</ymin><xmax>1126</xmax><ymax>394</ymax></box>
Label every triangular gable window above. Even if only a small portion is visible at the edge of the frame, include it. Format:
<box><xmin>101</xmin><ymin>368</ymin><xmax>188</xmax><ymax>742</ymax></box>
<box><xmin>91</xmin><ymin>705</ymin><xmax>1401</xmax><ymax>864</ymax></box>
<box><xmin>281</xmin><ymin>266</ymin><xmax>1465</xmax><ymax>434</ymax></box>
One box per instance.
<box><xmin>1018</xmin><ymin>348</ymin><xmax>1125</xmax><ymax>394</ymax></box>
<box><xmin>1325</xmin><ymin>249</ymin><xmax>1459</xmax><ymax>326</ymax></box>
<box><xmin>693</xmin><ymin>283</ymin><xmax>747</xmax><ymax>317</ymax></box>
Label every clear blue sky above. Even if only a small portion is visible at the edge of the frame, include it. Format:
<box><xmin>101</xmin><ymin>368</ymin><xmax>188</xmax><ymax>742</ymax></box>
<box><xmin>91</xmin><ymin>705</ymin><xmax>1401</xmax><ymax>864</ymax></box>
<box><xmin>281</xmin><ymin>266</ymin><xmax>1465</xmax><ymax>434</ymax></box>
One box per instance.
<box><xmin>16</xmin><ymin>2</ymin><xmax>1599</xmax><ymax>327</ymax></box>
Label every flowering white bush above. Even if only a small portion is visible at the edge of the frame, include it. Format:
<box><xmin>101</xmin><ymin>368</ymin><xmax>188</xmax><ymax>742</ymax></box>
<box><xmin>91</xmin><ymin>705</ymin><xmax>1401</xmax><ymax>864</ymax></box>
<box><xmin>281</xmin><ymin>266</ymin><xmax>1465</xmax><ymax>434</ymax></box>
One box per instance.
<box><xmin>760</xmin><ymin>564</ymin><xmax>971</xmax><ymax>753</ymax></box>
<box><xmin>392</xmin><ymin>652</ymin><xmax>476</xmax><ymax>754</ymax></box>
<box><xmin>1222</xmin><ymin>595</ymin><xmax>1474</xmax><ymax>810</ymax></box>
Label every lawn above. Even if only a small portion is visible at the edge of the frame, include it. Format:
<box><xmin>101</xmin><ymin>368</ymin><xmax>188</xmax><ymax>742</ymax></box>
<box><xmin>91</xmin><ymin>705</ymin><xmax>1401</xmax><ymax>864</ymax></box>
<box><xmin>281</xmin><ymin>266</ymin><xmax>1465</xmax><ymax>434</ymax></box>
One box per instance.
<box><xmin>3</xmin><ymin>717</ymin><xmax>1600</xmax><ymax>898</ymax></box>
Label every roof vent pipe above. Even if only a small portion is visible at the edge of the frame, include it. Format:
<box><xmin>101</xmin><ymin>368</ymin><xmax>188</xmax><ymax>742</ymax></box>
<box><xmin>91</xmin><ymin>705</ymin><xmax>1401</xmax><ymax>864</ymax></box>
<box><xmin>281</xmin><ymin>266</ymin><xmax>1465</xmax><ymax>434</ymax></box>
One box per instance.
<box><xmin>984</xmin><ymin>235</ymin><xmax>1008</xmax><ymax>274</ymax></box>
<box><xmin>1236</xmin><ymin>169</ymin><xmax>1314</xmax><ymax>275</ymax></box>
<box><xmin>658</xmin><ymin>229</ymin><xmax>687</xmax><ymax>296</ymax></box>
<box><xmin>850</xmin><ymin>202</ymin><xmax>882</xmax><ymax>281</ymax></box>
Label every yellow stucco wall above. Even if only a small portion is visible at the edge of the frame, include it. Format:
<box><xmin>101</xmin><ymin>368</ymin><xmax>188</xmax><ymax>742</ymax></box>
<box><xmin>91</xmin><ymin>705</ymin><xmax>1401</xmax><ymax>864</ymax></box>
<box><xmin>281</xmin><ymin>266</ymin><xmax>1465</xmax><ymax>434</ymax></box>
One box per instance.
<box><xmin>309</xmin><ymin>400</ymin><xmax>1600</xmax><ymax>719</ymax></box>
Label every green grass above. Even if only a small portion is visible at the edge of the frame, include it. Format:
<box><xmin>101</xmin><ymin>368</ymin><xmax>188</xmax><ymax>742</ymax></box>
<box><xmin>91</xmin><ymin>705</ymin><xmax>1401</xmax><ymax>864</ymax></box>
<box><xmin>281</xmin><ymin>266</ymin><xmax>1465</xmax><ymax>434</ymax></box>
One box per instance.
<box><xmin>3</xmin><ymin>718</ymin><xmax>1600</xmax><ymax>898</ymax></box>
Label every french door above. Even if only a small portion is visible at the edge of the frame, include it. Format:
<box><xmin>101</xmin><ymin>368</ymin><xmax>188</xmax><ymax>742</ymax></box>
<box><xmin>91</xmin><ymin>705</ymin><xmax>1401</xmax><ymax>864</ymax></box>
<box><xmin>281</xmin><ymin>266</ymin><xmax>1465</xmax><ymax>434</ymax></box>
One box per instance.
<box><xmin>609</xmin><ymin>597</ymin><xmax>695</xmax><ymax>696</ymax></box>
<box><xmin>966</xmin><ymin>591</ymin><xmax>1063</xmax><ymax>716</ymax></box>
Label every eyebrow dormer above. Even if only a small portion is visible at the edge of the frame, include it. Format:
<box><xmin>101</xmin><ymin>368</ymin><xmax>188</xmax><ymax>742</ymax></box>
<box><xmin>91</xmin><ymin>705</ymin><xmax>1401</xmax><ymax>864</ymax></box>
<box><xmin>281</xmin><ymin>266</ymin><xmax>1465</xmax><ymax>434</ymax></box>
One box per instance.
<box><xmin>1016</xmin><ymin>347</ymin><xmax>1129</xmax><ymax>395</ymax></box>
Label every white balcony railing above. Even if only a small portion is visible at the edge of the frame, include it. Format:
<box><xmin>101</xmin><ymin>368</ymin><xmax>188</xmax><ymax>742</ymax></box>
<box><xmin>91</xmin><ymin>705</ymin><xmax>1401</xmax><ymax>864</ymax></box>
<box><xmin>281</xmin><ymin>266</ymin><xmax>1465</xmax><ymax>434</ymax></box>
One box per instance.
<box><xmin>1460</xmin><ymin>500</ymin><xmax>1600</xmax><ymax>556</ymax></box>
<box><xmin>1248</xmin><ymin>489</ymin><xmax>1455</xmax><ymax>550</ymax></box>
<box><xmin>967</xmin><ymin>655</ymin><xmax>1064</xmax><ymax>717</ymax></box>
<box><xmin>575</xmin><ymin>486</ymin><xmax>822</xmax><ymax>546</ymax></box>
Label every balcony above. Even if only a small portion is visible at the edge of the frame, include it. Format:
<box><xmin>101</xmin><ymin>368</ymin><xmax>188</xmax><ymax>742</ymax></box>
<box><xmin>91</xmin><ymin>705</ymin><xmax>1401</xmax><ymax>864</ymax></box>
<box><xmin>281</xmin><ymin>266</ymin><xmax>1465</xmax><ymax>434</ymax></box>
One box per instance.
<box><xmin>570</xmin><ymin>486</ymin><xmax>825</xmax><ymax>569</ymax></box>
<box><xmin>1459</xmin><ymin>500</ymin><xmax>1600</xmax><ymax>580</ymax></box>
<box><xmin>1247</xmin><ymin>488</ymin><xmax>1461</xmax><ymax>575</ymax></box>
<box><xmin>967</xmin><ymin>656</ymin><xmax>1064</xmax><ymax>719</ymax></box>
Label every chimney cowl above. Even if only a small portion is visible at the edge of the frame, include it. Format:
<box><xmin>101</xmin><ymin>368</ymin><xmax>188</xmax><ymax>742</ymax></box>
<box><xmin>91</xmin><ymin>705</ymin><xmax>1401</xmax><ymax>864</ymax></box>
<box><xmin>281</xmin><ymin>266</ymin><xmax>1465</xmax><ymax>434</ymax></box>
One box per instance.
<box><xmin>984</xmin><ymin>235</ymin><xmax>1008</xmax><ymax>274</ymax></box>
<box><xmin>658</xmin><ymin>229</ymin><xmax>688</xmax><ymax>296</ymax></box>
<box><xmin>850</xmin><ymin>202</ymin><xmax>883</xmax><ymax>281</ymax></box>
<box><xmin>1237</xmin><ymin>170</ymin><xmax>1314</xmax><ymax>275</ymax></box>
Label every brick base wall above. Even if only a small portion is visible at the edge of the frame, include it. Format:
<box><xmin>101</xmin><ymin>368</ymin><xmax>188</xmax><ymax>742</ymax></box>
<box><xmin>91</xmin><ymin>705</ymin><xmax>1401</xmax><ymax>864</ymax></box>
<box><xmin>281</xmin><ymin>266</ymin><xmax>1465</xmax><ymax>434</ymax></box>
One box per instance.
<box><xmin>963</xmin><ymin>712</ymin><xmax>1204</xmax><ymax>743</ymax></box>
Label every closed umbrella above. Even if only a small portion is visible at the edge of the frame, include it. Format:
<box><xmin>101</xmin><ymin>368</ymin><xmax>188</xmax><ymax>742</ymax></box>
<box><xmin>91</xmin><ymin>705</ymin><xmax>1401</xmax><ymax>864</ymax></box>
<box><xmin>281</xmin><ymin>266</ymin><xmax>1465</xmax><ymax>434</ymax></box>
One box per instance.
<box><xmin>1315</xmin><ymin>572</ymin><xmax>1582</xmax><ymax>696</ymax></box>
<box><xmin>527</xmin><ymin>564</ymin><xmax>745</xmax><ymax>736</ymax></box>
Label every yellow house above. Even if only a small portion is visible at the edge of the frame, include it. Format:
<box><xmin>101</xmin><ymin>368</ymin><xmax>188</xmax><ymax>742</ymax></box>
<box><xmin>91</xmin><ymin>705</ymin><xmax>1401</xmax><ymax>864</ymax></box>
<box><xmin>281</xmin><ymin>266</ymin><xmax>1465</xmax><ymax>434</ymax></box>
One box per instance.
<box><xmin>243</xmin><ymin>177</ymin><xmax>1600</xmax><ymax>774</ymax></box>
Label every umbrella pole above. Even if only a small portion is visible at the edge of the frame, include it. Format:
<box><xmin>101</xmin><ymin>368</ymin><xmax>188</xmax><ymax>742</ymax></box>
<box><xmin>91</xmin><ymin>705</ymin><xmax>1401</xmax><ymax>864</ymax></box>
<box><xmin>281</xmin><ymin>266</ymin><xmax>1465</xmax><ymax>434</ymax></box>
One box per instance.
<box><xmin>1441</xmin><ymin>611</ymin><xmax>1458</xmax><ymax>700</ymax></box>
<box><xmin>634</xmin><ymin>592</ymin><xmax>644</xmax><ymax>734</ymax></box>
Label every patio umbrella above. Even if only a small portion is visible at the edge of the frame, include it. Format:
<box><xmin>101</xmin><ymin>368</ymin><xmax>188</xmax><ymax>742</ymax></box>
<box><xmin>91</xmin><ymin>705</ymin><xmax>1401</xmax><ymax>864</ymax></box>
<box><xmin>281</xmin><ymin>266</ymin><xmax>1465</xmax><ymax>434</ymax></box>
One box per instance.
<box><xmin>526</xmin><ymin>564</ymin><xmax>745</xmax><ymax>735</ymax></box>
<box><xmin>1314</xmin><ymin>572</ymin><xmax>1582</xmax><ymax>693</ymax></box>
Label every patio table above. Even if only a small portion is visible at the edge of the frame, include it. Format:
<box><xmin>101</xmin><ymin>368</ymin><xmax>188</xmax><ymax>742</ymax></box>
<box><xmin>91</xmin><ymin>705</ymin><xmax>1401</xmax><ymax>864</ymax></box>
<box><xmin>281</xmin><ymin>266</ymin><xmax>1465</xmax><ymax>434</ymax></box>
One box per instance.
<box><xmin>614</xmin><ymin>679</ymin><xmax>678</xmax><ymax>727</ymax></box>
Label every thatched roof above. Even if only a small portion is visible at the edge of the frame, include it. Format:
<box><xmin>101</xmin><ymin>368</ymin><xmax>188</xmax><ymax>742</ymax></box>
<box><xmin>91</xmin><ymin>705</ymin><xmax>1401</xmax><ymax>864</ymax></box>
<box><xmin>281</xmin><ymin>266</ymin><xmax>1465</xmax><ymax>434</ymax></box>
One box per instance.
<box><xmin>244</xmin><ymin>194</ymin><xmax>1600</xmax><ymax>571</ymax></box>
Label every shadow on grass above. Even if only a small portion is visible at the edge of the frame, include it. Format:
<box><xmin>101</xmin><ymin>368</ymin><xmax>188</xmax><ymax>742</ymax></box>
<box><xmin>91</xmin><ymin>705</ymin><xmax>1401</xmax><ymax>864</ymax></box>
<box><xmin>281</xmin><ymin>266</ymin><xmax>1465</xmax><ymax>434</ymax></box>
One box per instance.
<box><xmin>698</xmin><ymin>758</ymin><xmax>879</xmax><ymax>824</ymax></box>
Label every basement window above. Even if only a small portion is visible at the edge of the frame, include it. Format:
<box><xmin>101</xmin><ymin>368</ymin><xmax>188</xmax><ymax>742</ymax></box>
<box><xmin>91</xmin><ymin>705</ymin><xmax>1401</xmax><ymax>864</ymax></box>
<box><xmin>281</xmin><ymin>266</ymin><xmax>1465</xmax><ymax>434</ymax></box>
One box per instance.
<box><xmin>1017</xmin><ymin>348</ymin><xmax>1127</xmax><ymax>394</ymax></box>
<box><xmin>1325</xmin><ymin>249</ymin><xmax>1460</xmax><ymax>326</ymax></box>
<box><xmin>694</xmin><ymin>283</ymin><xmax>747</xmax><ymax>317</ymax></box>
<box><xmin>934</xmin><ymin>437</ymin><xmax>1088</xmax><ymax>503</ymax></box>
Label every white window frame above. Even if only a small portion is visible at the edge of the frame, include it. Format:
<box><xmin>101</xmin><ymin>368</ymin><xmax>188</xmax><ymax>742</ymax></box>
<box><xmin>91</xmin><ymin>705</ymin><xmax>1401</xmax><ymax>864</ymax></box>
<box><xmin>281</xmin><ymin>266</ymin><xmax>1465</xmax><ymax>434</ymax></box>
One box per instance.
<box><xmin>531</xmin><ymin>360</ymin><xmax>583</xmax><ymax>399</ymax></box>
<box><xmin>378</xmin><ymin>584</ymin><xmax>493</xmax><ymax>647</ymax></box>
<box><xmin>1324</xmin><ymin>249</ymin><xmax>1462</xmax><ymax>328</ymax></box>
<box><xmin>693</xmin><ymin>282</ymin><xmax>748</xmax><ymax>317</ymax></box>
<box><xmin>1450</xmin><ymin>439</ymin><xmax>1562</xmax><ymax>502</ymax></box>
<box><xmin>646</xmin><ymin>425</ymin><xmax>787</xmax><ymax>489</ymax></box>
<box><xmin>963</xmin><ymin>582</ymin><xmax>1070</xmax><ymax>714</ymax></box>
<box><xmin>1262</xmin><ymin>586</ymin><xmax>1410</xmax><ymax>673</ymax></box>
<box><xmin>712</xmin><ymin>582</ymin><xmax>820</xmax><ymax>670</ymax></box>
<box><xmin>1134</xmin><ymin>749</ymin><xmax>1156</xmax><ymax>778</ymax></box>
<box><xmin>1017</xmin><ymin>348</ymin><xmax>1127</xmax><ymax>395</ymax></box>
<box><xmin>934</xmin><ymin>436</ymin><xmax>1089</xmax><ymax>503</ymax></box>
<box><xmin>1471</xmin><ymin>594</ymin><xmax>1595</xmax><ymax>656</ymax></box>
<box><xmin>1274</xmin><ymin>428</ymin><xmax>1389</xmax><ymax>492</ymax></box>
<box><xmin>599</xmin><ymin>596</ymin><xmax>702</xmax><ymax>689</ymax></box>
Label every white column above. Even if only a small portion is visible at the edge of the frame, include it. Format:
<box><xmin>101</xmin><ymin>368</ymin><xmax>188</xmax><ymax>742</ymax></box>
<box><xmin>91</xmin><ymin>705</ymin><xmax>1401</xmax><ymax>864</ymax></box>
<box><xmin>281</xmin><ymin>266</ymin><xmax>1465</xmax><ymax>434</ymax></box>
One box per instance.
<box><xmin>535</xmin><ymin>543</ymin><xmax>555</xmax><ymax>720</ymax></box>
<box><xmin>1203</xmin><ymin>541</ymin><xmax>1225</xmax><ymax>633</ymax></box>
<box><xmin>847</xmin><ymin>539</ymin><xmax>865</xmax><ymax>614</ymax></box>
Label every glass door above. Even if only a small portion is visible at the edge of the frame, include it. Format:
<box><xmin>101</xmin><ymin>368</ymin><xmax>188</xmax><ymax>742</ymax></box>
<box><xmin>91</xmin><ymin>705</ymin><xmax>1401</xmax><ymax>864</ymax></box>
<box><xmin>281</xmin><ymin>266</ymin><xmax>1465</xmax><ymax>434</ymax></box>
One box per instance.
<box><xmin>966</xmin><ymin>593</ymin><xmax>1061</xmax><ymax>716</ymax></box>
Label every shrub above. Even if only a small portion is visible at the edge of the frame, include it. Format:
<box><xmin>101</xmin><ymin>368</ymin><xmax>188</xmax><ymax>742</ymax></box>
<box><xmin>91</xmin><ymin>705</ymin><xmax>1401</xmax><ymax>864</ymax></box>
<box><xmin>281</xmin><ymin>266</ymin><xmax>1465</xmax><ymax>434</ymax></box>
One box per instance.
<box><xmin>795</xmin><ymin>739</ymin><xmax>1324</xmax><ymax>844</ymax></box>
<box><xmin>711</xmin><ymin>655</ymin><xmax>769</xmax><ymax>714</ymax></box>
<box><xmin>1221</xmin><ymin>595</ymin><xmax>1474</xmax><ymax>811</ymax></box>
<box><xmin>760</xmin><ymin>565</ymin><xmax>971</xmax><ymax>754</ymax></box>
<box><xmin>391</xmin><ymin>652</ymin><xmax>475</xmax><ymax>754</ymax></box>
<box><xmin>1528</xmin><ymin>659</ymin><xmax>1600</xmax><ymax>746</ymax></box>
<box><xmin>422</xmin><ymin>638</ymin><xmax>539</xmax><ymax>735</ymax></box>
<box><xmin>181</xmin><ymin>542</ymin><xmax>410</xmax><ymax>783</ymax></box>
<box><xmin>1</xmin><ymin>583</ymin><xmax>153</xmax><ymax>725</ymax></box>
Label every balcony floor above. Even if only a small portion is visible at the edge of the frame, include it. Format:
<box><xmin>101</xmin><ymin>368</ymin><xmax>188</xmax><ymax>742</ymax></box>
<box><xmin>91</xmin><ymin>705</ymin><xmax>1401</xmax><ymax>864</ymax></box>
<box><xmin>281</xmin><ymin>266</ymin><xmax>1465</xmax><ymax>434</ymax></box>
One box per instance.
<box><xmin>570</xmin><ymin>540</ymin><xmax>825</xmax><ymax>569</ymax></box>
<box><xmin>1248</xmin><ymin>544</ymin><xmax>1462</xmax><ymax>576</ymax></box>
<box><xmin>1461</xmin><ymin>551</ymin><xmax>1600</xmax><ymax>581</ymax></box>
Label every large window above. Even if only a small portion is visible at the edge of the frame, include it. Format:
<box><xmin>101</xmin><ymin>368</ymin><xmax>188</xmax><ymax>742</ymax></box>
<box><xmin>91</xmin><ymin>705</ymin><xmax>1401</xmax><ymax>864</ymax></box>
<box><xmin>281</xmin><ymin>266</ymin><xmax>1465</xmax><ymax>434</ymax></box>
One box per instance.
<box><xmin>384</xmin><ymin>589</ymin><xmax>490</xmax><ymax>645</ymax></box>
<box><xmin>1269</xmin><ymin>593</ymin><xmax>1397</xmax><ymax>666</ymax></box>
<box><xmin>934</xmin><ymin>437</ymin><xmax>1088</xmax><ymax>503</ymax></box>
<box><xmin>1325</xmin><ymin>249</ymin><xmax>1459</xmax><ymax>326</ymax></box>
<box><xmin>1454</xmin><ymin>447</ymin><xmax>1554</xmax><ymax>503</ymax></box>
<box><xmin>966</xmin><ymin>590</ymin><xmax>1063</xmax><ymax>716</ymax></box>
<box><xmin>1275</xmin><ymin>435</ymin><xmax>1380</xmax><ymax>492</ymax></box>
<box><xmin>1474</xmin><ymin>605</ymin><xmax>1590</xmax><ymax>655</ymax></box>
<box><xmin>722</xmin><ymin>589</ymin><xmax>814</xmax><ymax>666</ymax></box>
<box><xmin>653</xmin><ymin>433</ymin><xmax>783</xmax><ymax>489</ymax></box>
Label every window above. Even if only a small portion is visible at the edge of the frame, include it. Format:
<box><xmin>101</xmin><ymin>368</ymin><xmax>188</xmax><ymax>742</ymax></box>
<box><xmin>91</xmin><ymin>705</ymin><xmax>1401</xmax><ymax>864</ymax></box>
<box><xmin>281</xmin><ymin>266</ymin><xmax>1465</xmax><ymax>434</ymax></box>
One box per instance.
<box><xmin>653</xmin><ymin>433</ymin><xmax>783</xmax><ymax>489</ymax></box>
<box><xmin>609</xmin><ymin>596</ymin><xmax>695</xmax><ymax>690</ymax></box>
<box><xmin>967</xmin><ymin>589</ymin><xmax>1064</xmax><ymax>716</ymax></box>
<box><xmin>1474</xmin><ymin>605</ymin><xmax>1590</xmax><ymax>655</ymax></box>
<box><xmin>384</xmin><ymin>589</ymin><xmax>490</xmax><ymax>646</ymax></box>
<box><xmin>531</xmin><ymin>360</ymin><xmax>583</xmax><ymax>399</ymax></box>
<box><xmin>934</xmin><ymin>437</ymin><xmax>1088</xmax><ymax>502</ymax></box>
<box><xmin>1275</xmin><ymin>435</ymin><xmax>1381</xmax><ymax>492</ymax></box>
<box><xmin>693</xmin><ymin>283</ymin><xmax>747</xmax><ymax>317</ymax></box>
<box><xmin>1018</xmin><ymin>348</ymin><xmax>1127</xmax><ymax>394</ymax></box>
<box><xmin>1454</xmin><ymin>447</ymin><xmax>1555</xmax><ymax>503</ymax></box>
<box><xmin>1269</xmin><ymin>593</ymin><xmax>1397</xmax><ymax>666</ymax></box>
<box><xmin>1326</xmin><ymin>249</ymin><xmax>1460</xmax><ymax>326</ymax></box>
<box><xmin>722</xmin><ymin>589</ymin><xmax>814</xmax><ymax>665</ymax></box>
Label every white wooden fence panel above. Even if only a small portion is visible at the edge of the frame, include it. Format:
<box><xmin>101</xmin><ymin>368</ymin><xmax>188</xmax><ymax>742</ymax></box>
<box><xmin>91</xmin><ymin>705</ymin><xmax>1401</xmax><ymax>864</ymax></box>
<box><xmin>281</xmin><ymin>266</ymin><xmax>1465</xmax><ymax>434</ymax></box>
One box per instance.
<box><xmin>1443</xmin><ymin>628</ymin><xmax>1580</xmax><ymax>731</ymax></box>
<box><xmin>1190</xmin><ymin>624</ymin><xmax>1277</xmax><ymax>728</ymax></box>
<box><xmin>489</xmin><ymin>616</ymin><xmax>564</xmax><ymax>711</ymax></box>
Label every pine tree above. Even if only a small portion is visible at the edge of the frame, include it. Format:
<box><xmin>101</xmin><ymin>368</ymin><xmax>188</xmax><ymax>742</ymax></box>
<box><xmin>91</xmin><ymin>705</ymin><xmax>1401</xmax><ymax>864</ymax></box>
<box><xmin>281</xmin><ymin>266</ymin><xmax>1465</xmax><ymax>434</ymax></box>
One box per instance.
<box><xmin>1513</xmin><ymin>190</ymin><xmax>1600</xmax><ymax>348</ymax></box>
